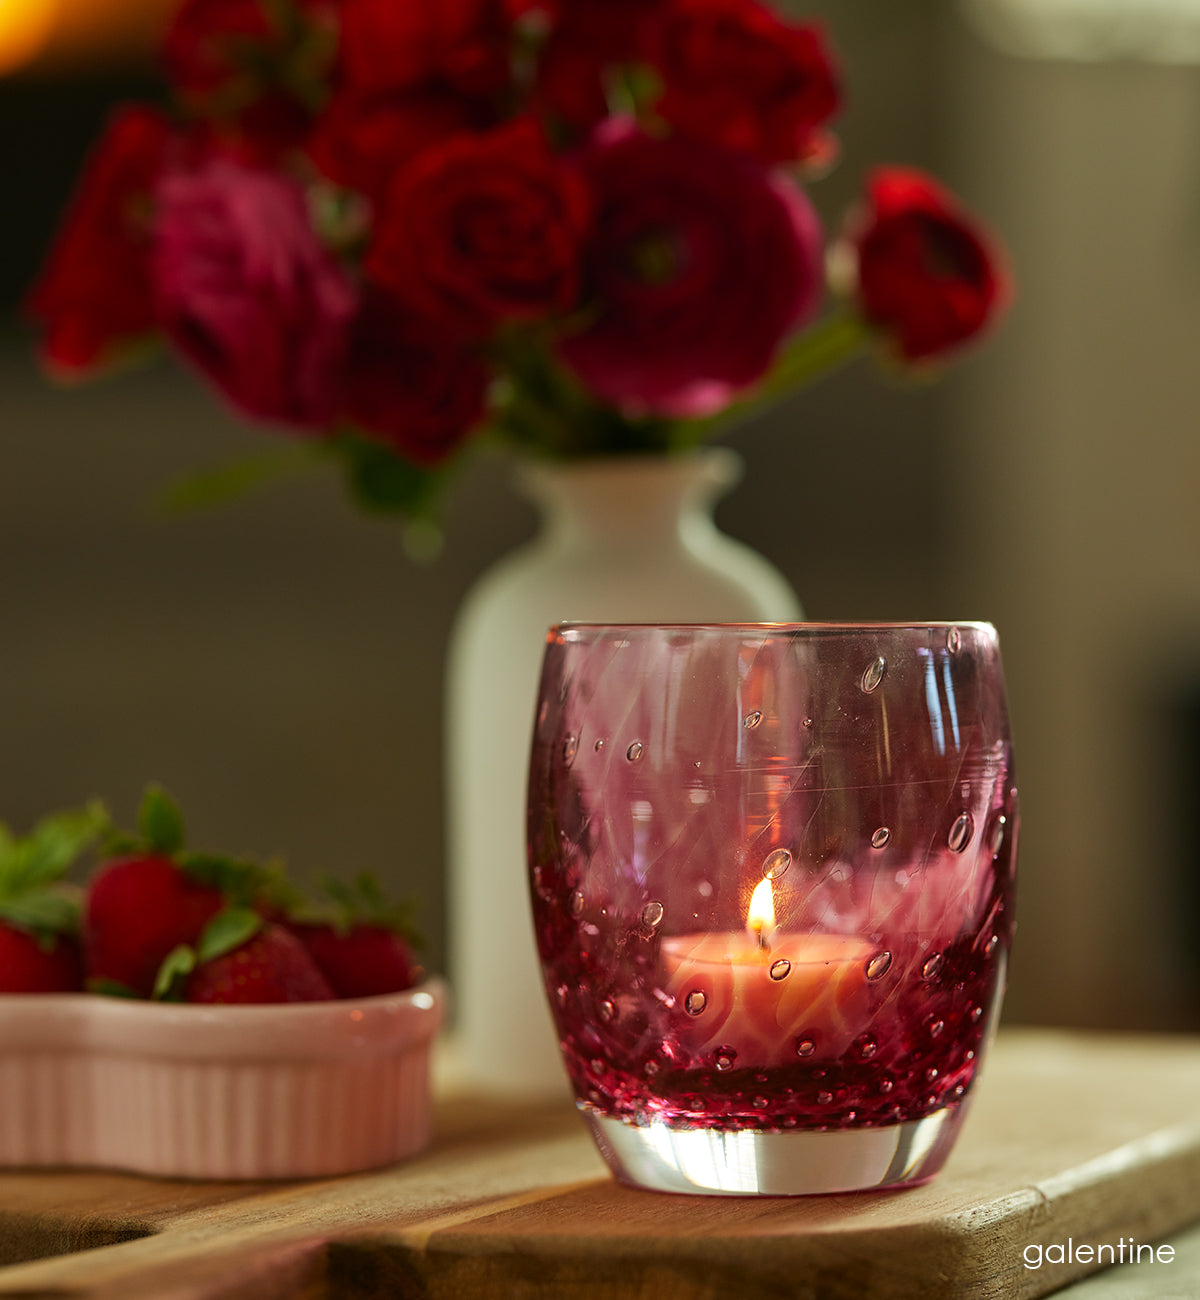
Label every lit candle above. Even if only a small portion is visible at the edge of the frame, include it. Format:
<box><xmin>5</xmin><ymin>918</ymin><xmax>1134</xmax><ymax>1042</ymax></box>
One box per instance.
<box><xmin>660</xmin><ymin>879</ymin><xmax>875</xmax><ymax>1068</ymax></box>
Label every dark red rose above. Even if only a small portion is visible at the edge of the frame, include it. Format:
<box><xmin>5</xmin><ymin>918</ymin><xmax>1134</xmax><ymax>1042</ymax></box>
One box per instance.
<box><xmin>342</xmin><ymin>288</ymin><xmax>490</xmax><ymax>464</ymax></box>
<box><xmin>533</xmin><ymin>0</ymin><xmax>670</xmax><ymax>133</ymax></box>
<box><xmin>26</xmin><ymin>106</ymin><xmax>173</xmax><ymax>376</ymax></box>
<box><xmin>531</xmin><ymin>26</ymin><xmax>611</xmax><ymax>133</ymax></box>
<box><xmin>153</xmin><ymin>159</ymin><xmax>357</xmax><ymax>427</ymax></box>
<box><xmin>161</xmin><ymin>0</ymin><xmax>338</xmax><ymax>161</ymax></box>
<box><xmin>336</xmin><ymin>0</ymin><xmax>515</xmax><ymax>99</ymax></box>
<box><xmin>843</xmin><ymin>167</ymin><xmax>1011</xmax><ymax>362</ymax></box>
<box><xmin>548</xmin><ymin>0</ymin><xmax>664</xmax><ymax>53</ymax></box>
<box><xmin>308</xmin><ymin>85</ymin><xmax>484</xmax><ymax>207</ymax></box>
<box><xmin>367</xmin><ymin>116</ymin><xmax>590</xmax><ymax>335</ymax></box>
<box><xmin>162</xmin><ymin>0</ymin><xmax>338</xmax><ymax>98</ymax></box>
<box><xmin>641</xmin><ymin>0</ymin><xmax>840</xmax><ymax>165</ymax></box>
<box><xmin>556</xmin><ymin>121</ymin><xmax>824</xmax><ymax>418</ymax></box>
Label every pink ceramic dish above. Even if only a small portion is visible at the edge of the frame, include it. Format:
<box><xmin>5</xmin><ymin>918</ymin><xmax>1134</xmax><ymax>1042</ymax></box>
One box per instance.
<box><xmin>0</xmin><ymin>978</ymin><xmax>445</xmax><ymax>1179</ymax></box>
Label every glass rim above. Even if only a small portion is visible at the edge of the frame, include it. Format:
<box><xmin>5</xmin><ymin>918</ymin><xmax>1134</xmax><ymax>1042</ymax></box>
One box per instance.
<box><xmin>550</xmin><ymin>620</ymin><xmax>998</xmax><ymax>635</ymax></box>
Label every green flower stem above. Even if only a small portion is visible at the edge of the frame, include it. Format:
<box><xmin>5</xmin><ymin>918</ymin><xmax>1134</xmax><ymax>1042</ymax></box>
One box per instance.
<box><xmin>762</xmin><ymin>311</ymin><xmax>872</xmax><ymax>396</ymax></box>
<box><xmin>158</xmin><ymin>441</ymin><xmax>326</xmax><ymax>516</ymax></box>
<box><xmin>671</xmin><ymin>311</ymin><xmax>873</xmax><ymax>451</ymax></box>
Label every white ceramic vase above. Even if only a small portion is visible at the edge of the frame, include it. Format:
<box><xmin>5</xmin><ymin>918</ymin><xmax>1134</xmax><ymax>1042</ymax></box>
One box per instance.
<box><xmin>444</xmin><ymin>447</ymin><xmax>802</xmax><ymax>1095</ymax></box>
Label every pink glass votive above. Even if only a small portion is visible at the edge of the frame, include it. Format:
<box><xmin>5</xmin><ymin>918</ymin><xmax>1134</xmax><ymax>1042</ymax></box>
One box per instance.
<box><xmin>527</xmin><ymin>623</ymin><xmax>1018</xmax><ymax>1195</ymax></box>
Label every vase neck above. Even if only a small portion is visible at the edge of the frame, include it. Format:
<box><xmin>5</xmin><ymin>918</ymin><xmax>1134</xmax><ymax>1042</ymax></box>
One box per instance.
<box><xmin>516</xmin><ymin>449</ymin><xmax>742</xmax><ymax>555</ymax></box>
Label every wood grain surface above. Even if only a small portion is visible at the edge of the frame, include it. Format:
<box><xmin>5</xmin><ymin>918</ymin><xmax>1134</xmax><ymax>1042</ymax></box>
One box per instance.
<box><xmin>0</xmin><ymin>1028</ymin><xmax>1197</xmax><ymax>1300</ymax></box>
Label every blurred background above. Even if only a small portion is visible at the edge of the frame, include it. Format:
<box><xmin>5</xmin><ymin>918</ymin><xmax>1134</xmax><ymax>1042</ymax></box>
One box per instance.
<box><xmin>2</xmin><ymin>0</ymin><xmax>1198</xmax><ymax>1031</ymax></box>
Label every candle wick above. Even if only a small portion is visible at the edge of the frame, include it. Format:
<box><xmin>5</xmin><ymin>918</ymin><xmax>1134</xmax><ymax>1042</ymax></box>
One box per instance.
<box><xmin>756</xmin><ymin>927</ymin><xmax>768</xmax><ymax>951</ymax></box>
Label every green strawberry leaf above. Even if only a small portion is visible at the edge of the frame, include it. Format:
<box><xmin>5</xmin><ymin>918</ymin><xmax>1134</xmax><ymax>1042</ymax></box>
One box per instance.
<box><xmin>152</xmin><ymin>944</ymin><xmax>197</xmax><ymax>1002</ymax></box>
<box><xmin>138</xmin><ymin>785</ymin><xmax>185</xmax><ymax>856</ymax></box>
<box><xmin>0</xmin><ymin>891</ymin><xmax>80</xmax><ymax>939</ymax></box>
<box><xmin>87</xmin><ymin>977</ymin><xmax>141</xmax><ymax>999</ymax></box>
<box><xmin>309</xmin><ymin>871</ymin><xmax>423</xmax><ymax>947</ymax></box>
<box><xmin>253</xmin><ymin>857</ymin><xmax>307</xmax><ymax>916</ymax></box>
<box><xmin>0</xmin><ymin>801</ymin><xmax>107</xmax><ymax>899</ymax></box>
<box><xmin>98</xmin><ymin>828</ymin><xmax>142</xmax><ymax>858</ymax></box>
<box><xmin>178</xmin><ymin>852</ymin><xmax>269</xmax><ymax>904</ymax></box>
<box><xmin>196</xmin><ymin>907</ymin><xmax>262</xmax><ymax>965</ymax></box>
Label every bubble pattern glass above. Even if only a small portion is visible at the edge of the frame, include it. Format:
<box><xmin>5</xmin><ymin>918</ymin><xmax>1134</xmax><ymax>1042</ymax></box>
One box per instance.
<box><xmin>527</xmin><ymin>623</ymin><xmax>1018</xmax><ymax>1195</ymax></box>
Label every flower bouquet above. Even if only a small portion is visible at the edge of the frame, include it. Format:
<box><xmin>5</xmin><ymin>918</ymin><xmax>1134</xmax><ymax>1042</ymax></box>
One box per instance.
<box><xmin>27</xmin><ymin>0</ymin><xmax>1010</xmax><ymax>518</ymax></box>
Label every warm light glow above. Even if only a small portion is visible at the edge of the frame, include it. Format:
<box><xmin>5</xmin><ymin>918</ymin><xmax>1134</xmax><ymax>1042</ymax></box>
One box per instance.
<box><xmin>0</xmin><ymin>0</ymin><xmax>57</xmax><ymax>76</ymax></box>
<box><xmin>0</xmin><ymin>0</ymin><xmax>178</xmax><ymax>75</ymax></box>
<box><xmin>746</xmin><ymin>878</ymin><xmax>776</xmax><ymax>942</ymax></box>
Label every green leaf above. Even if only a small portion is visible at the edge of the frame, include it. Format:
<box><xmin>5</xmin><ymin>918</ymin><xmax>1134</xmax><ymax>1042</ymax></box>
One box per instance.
<box><xmin>137</xmin><ymin>785</ymin><xmax>185</xmax><ymax>856</ymax></box>
<box><xmin>251</xmin><ymin>857</ymin><xmax>307</xmax><ymax>916</ymax></box>
<box><xmin>310</xmin><ymin>871</ymin><xmax>422</xmax><ymax>947</ymax></box>
<box><xmin>0</xmin><ymin>892</ymin><xmax>80</xmax><ymax>938</ymax></box>
<box><xmin>603</xmin><ymin>61</ymin><xmax>664</xmax><ymax>120</ymax></box>
<box><xmin>158</xmin><ymin>443</ymin><xmax>324</xmax><ymax>515</ymax></box>
<box><xmin>0</xmin><ymin>801</ymin><xmax>107</xmax><ymax>899</ymax></box>
<box><xmin>152</xmin><ymin>944</ymin><xmax>197</xmax><ymax>1002</ymax></box>
<box><xmin>87</xmin><ymin>977</ymin><xmax>140</xmax><ymax>999</ymax></box>
<box><xmin>178</xmin><ymin>852</ymin><xmax>267</xmax><ymax>903</ymax></box>
<box><xmin>336</xmin><ymin>434</ymin><xmax>448</xmax><ymax>518</ymax></box>
<box><xmin>196</xmin><ymin>907</ymin><xmax>262</xmax><ymax>965</ymax></box>
<box><xmin>99</xmin><ymin>829</ymin><xmax>142</xmax><ymax>858</ymax></box>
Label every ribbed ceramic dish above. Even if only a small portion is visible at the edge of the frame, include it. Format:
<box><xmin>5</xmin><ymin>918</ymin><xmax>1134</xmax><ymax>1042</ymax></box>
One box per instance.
<box><xmin>0</xmin><ymin>977</ymin><xmax>445</xmax><ymax>1179</ymax></box>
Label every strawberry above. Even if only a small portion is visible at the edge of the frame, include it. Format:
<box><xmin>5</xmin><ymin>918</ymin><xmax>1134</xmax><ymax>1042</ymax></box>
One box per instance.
<box><xmin>84</xmin><ymin>854</ymin><xmax>225</xmax><ymax>997</ymax></box>
<box><xmin>178</xmin><ymin>915</ymin><xmax>334</xmax><ymax>1004</ymax></box>
<box><xmin>288</xmin><ymin>921</ymin><xmax>419</xmax><ymax>999</ymax></box>
<box><xmin>0</xmin><ymin>924</ymin><xmax>84</xmax><ymax>993</ymax></box>
<box><xmin>0</xmin><ymin>802</ymin><xmax>104</xmax><ymax>994</ymax></box>
<box><xmin>83</xmin><ymin>785</ymin><xmax>265</xmax><ymax>997</ymax></box>
<box><xmin>284</xmin><ymin>873</ymin><xmax>422</xmax><ymax>998</ymax></box>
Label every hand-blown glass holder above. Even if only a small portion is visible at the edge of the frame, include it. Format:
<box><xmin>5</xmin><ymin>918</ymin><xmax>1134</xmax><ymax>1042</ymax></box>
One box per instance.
<box><xmin>527</xmin><ymin>623</ymin><xmax>1018</xmax><ymax>1195</ymax></box>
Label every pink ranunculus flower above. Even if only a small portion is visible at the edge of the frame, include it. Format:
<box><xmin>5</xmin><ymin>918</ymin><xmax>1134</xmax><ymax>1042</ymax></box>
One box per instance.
<box><xmin>152</xmin><ymin>159</ymin><xmax>357</xmax><ymax>427</ymax></box>
<box><xmin>557</xmin><ymin>121</ymin><xmax>825</xmax><ymax>418</ymax></box>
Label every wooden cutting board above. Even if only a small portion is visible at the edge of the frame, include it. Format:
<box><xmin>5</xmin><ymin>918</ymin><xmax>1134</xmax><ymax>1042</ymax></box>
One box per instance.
<box><xmin>0</xmin><ymin>1027</ymin><xmax>1197</xmax><ymax>1300</ymax></box>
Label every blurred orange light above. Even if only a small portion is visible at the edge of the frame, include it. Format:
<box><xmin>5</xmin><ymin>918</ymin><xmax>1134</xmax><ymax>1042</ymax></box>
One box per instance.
<box><xmin>1</xmin><ymin>0</ymin><xmax>177</xmax><ymax>74</ymax></box>
<box><xmin>0</xmin><ymin>0</ymin><xmax>57</xmax><ymax>76</ymax></box>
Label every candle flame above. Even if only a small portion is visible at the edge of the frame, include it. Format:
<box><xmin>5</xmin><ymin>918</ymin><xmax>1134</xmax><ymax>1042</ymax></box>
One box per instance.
<box><xmin>747</xmin><ymin>877</ymin><xmax>775</xmax><ymax>945</ymax></box>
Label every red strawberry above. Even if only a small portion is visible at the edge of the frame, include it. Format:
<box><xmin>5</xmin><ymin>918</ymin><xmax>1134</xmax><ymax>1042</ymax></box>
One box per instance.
<box><xmin>83</xmin><ymin>785</ymin><xmax>269</xmax><ymax>997</ymax></box>
<box><xmin>282</xmin><ymin>872</ymin><xmax>423</xmax><ymax>998</ymax></box>
<box><xmin>0</xmin><ymin>801</ymin><xmax>103</xmax><ymax>994</ymax></box>
<box><xmin>0</xmin><ymin>925</ymin><xmax>84</xmax><ymax>993</ymax></box>
<box><xmin>288</xmin><ymin>921</ymin><xmax>419</xmax><ymax>998</ymax></box>
<box><xmin>185</xmin><ymin>922</ymin><xmax>334</xmax><ymax>1004</ymax></box>
<box><xmin>84</xmin><ymin>853</ymin><xmax>225</xmax><ymax>997</ymax></box>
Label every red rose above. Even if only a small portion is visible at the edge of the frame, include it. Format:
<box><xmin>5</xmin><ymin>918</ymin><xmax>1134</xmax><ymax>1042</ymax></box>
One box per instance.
<box><xmin>533</xmin><ymin>0</ymin><xmax>670</xmax><ymax>133</ymax></box>
<box><xmin>161</xmin><ymin>0</ymin><xmax>338</xmax><ymax>161</ymax></box>
<box><xmin>366</xmin><ymin>117</ymin><xmax>590</xmax><ymax>335</ymax></box>
<box><xmin>843</xmin><ymin>167</ymin><xmax>1011</xmax><ymax>362</ymax></box>
<box><xmin>162</xmin><ymin>0</ymin><xmax>338</xmax><ymax>97</ymax></box>
<box><xmin>26</xmin><ymin>106</ymin><xmax>173</xmax><ymax>377</ymax></box>
<box><xmin>642</xmin><ymin>0</ymin><xmax>840</xmax><ymax>166</ymax></box>
<box><xmin>342</xmin><ymin>288</ymin><xmax>490</xmax><ymax>464</ymax></box>
<box><xmin>557</xmin><ymin>121</ymin><xmax>824</xmax><ymax>418</ymax></box>
<box><xmin>153</xmin><ymin>159</ymin><xmax>357</xmax><ymax>427</ymax></box>
<box><xmin>307</xmin><ymin>86</ymin><xmax>484</xmax><ymax>207</ymax></box>
<box><xmin>163</xmin><ymin>0</ymin><xmax>276</xmax><ymax>99</ymax></box>
<box><xmin>336</xmin><ymin>0</ymin><xmax>515</xmax><ymax>99</ymax></box>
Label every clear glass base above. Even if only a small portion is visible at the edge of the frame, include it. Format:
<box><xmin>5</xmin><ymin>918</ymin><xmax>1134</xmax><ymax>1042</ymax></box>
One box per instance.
<box><xmin>583</xmin><ymin>1102</ymin><xmax>969</xmax><ymax>1196</ymax></box>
